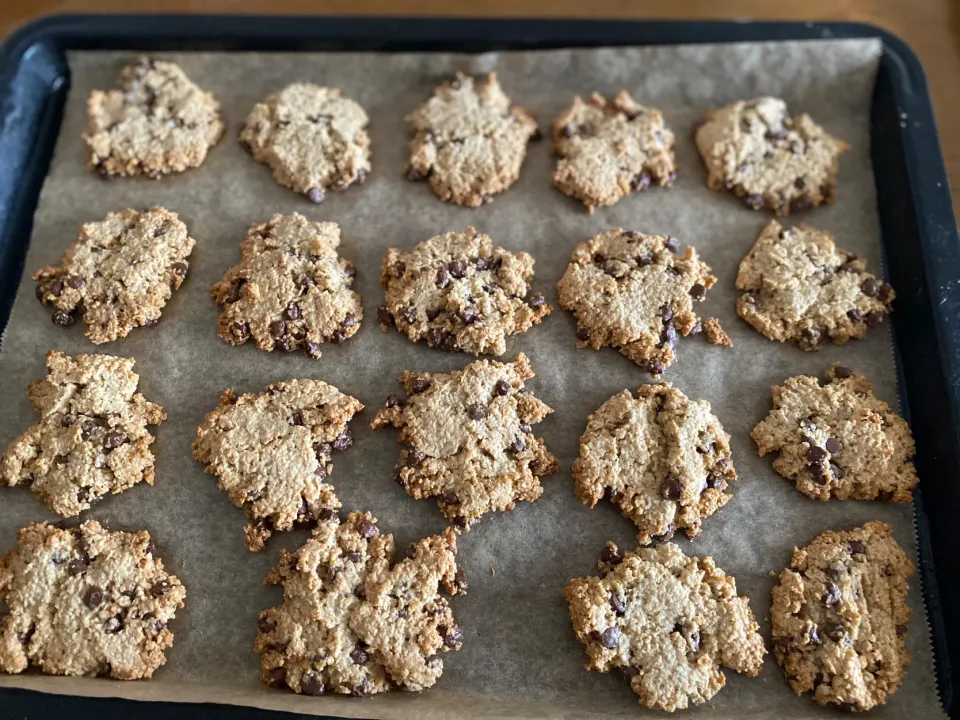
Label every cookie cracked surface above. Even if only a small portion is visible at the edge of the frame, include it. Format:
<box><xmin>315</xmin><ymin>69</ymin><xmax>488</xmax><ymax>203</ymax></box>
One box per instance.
<box><xmin>565</xmin><ymin>541</ymin><xmax>766</xmax><ymax>712</ymax></box>
<box><xmin>1</xmin><ymin>351</ymin><xmax>165</xmax><ymax>517</ymax></box>
<box><xmin>193</xmin><ymin>379</ymin><xmax>363</xmax><ymax>551</ymax></box>
<box><xmin>771</xmin><ymin>521</ymin><xmax>913</xmax><ymax>712</ymax></box>
<box><xmin>573</xmin><ymin>383</ymin><xmax>737</xmax><ymax>544</ymax></box>
<box><xmin>371</xmin><ymin>353</ymin><xmax>557</xmax><ymax>528</ymax></box>
<box><xmin>752</xmin><ymin>364</ymin><xmax>918</xmax><ymax>502</ymax></box>
<box><xmin>695</xmin><ymin>97</ymin><xmax>848</xmax><ymax>215</ymax></box>
<box><xmin>211</xmin><ymin>213</ymin><xmax>362</xmax><ymax>358</ymax></box>
<box><xmin>377</xmin><ymin>228</ymin><xmax>551</xmax><ymax>356</ymax></box>
<box><xmin>34</xmin><ymin>207</ymin><xmax>195</xmax><ymax>343</ymax></box>
<box><xmin>557</xmin><ymin>229</ymin><xmax>727</xmax><ymax>377</ymax></box>
<box><xmin>552</xmin><ymin>90</ymin><xmax>676</xmax><ymax>212</ymax></box>
<box><xmin>404</xmin><ymin>73</ymin><xmax>538</xmax><ymax>207</ymax></box>
<box><xmin>83</xmin><ymin>57</ymin><xmax>224</xmax><ymax>178</ymax></box>
<box><xmin>238</xmin><ymin>84</ymin><xmax>371</xmax><ymax>202</ymax></box>
<box><xmin>0</xmin><ymin>520</ymin><xmax>186</xmax><ymax>679</ymax></box>
<box><xmin>256</xmin><ymin>511</ymin><xmax>466</xmax><ymax>695</ymax></box>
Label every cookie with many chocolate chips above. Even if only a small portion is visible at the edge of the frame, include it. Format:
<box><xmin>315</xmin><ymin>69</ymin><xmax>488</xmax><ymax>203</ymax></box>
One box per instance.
<box><xmin>573</xmin><ymin>383</ymin><xmax>737</xmax><ymax>544</ymax></box>
<box><xmin>0</xmin><ymin>351</ymin><xmax>165</xmax><ymax>517</ymax></box>
<box><xmin>256</xmin><ymin>511</ymin><xmax>466</xmax><ymax>695</ymax></box>
<box><xmin>404</xmin><ymin>72</ymin><xmax>539</xmax><ymax>207</ymax></box>
<box><xmin>371</xmin><ymin>353</ymin><xmax>557</xmax><ymax>528</ymax></box>
<box><xmin>193</xmin><ymin>379</ymin><xmax>363</xmax><ymax>551</ymax></box>
<box><xmin>552</xmin><ymin>90</ymin><xmax>676</xmax><ymax>213</ymax></box>
<box><xmin>83</xmin><ymin>57</ymin><xmax>224</xmax><ymax>178</ymax></box>
<box><xmin>377</xmin><ymin>228</ymin><xmax>551</xmax><ymax>356</ymax></box>
<box><xmin>34</xmin><ymin>207</ymin><xmax>195</xmax><ymax>343</ymax></box>
<box><xmin>557</xmin><ymin>229</ymin><xmax>728</xmax><ymax>377</ymax></box>
<box><xmin>565</xmin><ymin>541</ymin><xmax>766</xmax><ymax>712</ymax></box>
<box><xmin>0</xmin><ymin>520</ymin><xmax>185</xmax><ymax>679</ymax></box>
<box><xmin>752</xmin><ymin>364</ymin><xmax>918</xmax><ymax>502</ymax></box>
<box><xmin>211</xmin><ymin>213</ymin><xmax>362</xmax><ymax>358</ymax></box>
<box><xmin>695</xmin><ymin>97</ymin><xmax>848</xmax><ymax>215</ymax></box>
<box><xmin>771</xmin><ymin>521</ymin><xmax>914</xmax><ymax>712</ymax></box>
<box><xmin>238</xmin><ymin>84</ymin><xmax>370</xmax><ymax>202</ymax></box>
<box><xmin>736</xmin><ymin>221</ymin><xmax>894</xmax><ymax>349</ymax></box>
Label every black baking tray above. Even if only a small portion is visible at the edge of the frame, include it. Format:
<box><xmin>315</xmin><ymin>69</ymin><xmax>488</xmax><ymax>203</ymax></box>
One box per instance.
<box><xmin>0</xmin><ymin>14</ymin><xmax>958</xmax><ymax>720</ymax></box>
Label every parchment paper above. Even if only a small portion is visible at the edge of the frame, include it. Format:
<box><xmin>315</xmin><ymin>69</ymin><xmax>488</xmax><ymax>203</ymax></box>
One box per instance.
<box><xmin>0</xmin><ymin>40</ymin><xmax>945</xmax><ymax>719</ymax></box>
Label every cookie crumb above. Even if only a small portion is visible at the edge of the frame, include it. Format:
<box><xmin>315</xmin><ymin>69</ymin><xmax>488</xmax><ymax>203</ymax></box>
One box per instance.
<box><xmin>703</xmin><ymin>317</ymin><xmax>732</xmax><ymax>346</ymax></box>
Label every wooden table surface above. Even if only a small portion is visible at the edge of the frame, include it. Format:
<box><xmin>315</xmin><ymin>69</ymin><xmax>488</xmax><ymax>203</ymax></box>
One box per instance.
<box><xmin>1</xmin><ymin>0</ymin><xmax>958</xmax><ymax>213</ymax></box>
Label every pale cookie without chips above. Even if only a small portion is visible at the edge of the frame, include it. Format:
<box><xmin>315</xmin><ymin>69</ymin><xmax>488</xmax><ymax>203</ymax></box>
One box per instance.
<box><xmin>771</xmin><ymin>521</ymin><xmax>914</xmax><ymax>712</ymax></box>
<box><xmin>565</xmin><ymin>541</ymin><xmax>766</xmax><ymax>712</ymax></box>
<box><xmin>238</xmin><ymin>84</ymin><xmax>371</xmax><ymax>203</ymax></box>
<box><xmin>211</xmin><ymin>213</ymin><xmax>363</xmax><ymax>358</ymax></box>
<box><xmin>371</xmin><ymin>353</ymin><xmax>558</xmax><ymax>528</ymax></box>
<box><xmin>752</xmin><ymin>364</ymin><xmax>918</xmax><ymax>502</ymax></box>
<box><xmin>695</xmin><ymin>97</ymin><xmax>849</xmax><ymax>215</ymax></box>
<box><xmin>404</xmin><ymin>72</ymin><xmax>539</xmax><ymax>207</ymax></box>
<box><xmin>0</xmin><ymin>520</ymin><xmax>185</xmax><ymax>680</ymax></box>
<box><xmin>0</xmin><ymin>351</ymin><xmax>165</xmax><ymax>517</ymax></box>
<box><xmin>34</xmin><ymin>207</ymin><xmax>195</xmax><ymax>344</ymax></box>
<box><xmin>573</xmin><ymin>383</ymin><xmax>737</xmax><ymax>545</ymax></box>
<box><xmin>552</xmin><ymin>90</ymin><xmax>676</xmax><ymax>213</ymax></box>
<box><xmin>84</xmin><ymin>57</ymin><xmax>224</xmax><ymax>178</ymax></box>
<box><xmin>557</xmin><ymin>229</ymin><xmax>728</xmax><ymax>377</ymax></box>
<box><xmin>377</xmin><ymin>227</ymin><xmax>551</xmax><ymax>356</ymax></box>
<box><xmin>256</xmin><ymin>511</ymin><xmax>467</xmax><ymax>695</ymax></box>
<box><xmin>193</xmin><ymin>379</ymin><xmax>363</xmax><ymax>552</ymax></box>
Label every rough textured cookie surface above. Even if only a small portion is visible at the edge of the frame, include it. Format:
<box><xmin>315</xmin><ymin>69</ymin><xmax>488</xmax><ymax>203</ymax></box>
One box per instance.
<box><xmin>238</xmin><ymin>84</ymin><xmax>370</xmax><ymax>202</ymax></box>
<box><xmin>737</xmin><ymin>221</ymin><xmax>894</xmax><ymax>350</ymax></box>
<box><xmin>552</xmin><ymin>90</ymin><xmax>676</xmax><ymax>213</ymax></box>
<box><xmin>377</xmin><ymin>228</ymin><xmax>550</xmax><ymax>356</ymax></box>
<box><xmin>193</xmin><ymin>379</ymin><xmax>363</xmax><ymax>551</ymax></box>
<box><xmin>565</xmin><ymin>541</ymin><xmax>766</xmax><ymax>712</ymax></box>
<box><xmin>211</xmin><ymin>213</ymin><xmax>362</xmax><ymax>358</ymax></box>
<box><xmin>1</xmin><ymin>352</ymin><xmax>165</xmax><ymax>517</ymax></box>
<box><xmin>371</xmin><ymin>353</ymin><xmax>557</xmax><ymax>528</ymax></box>
<box><xmin>753</xmin><ymin>364</ymin><xmax>917</xmax><ymax>502</ymax></box>
<box><xmin>83</xmin><ymin>57</ymin><xmax>224</xmax><ymax>178</ymax></box>
<box><xmin>34</xmin><ymin>207</ymin><xmax>195</xmax><ymax>344</ymax></box>
<box><xmin>404</xmin><ymin>73</ymin><xmax>538</xmax><ymax>207</ymax></box>
<box><xmin>557</xmin><ymin>229</ymin><xmax>727</xmax><ymax>377</ymax></box>
<box><xmin>256</xmin><ymin>511</ymin><xmax>466</xmax><ymax>695</ymax></box>
<box><xmin>573</xmin><ymin>383</ymin><xmax>737</xmax><ymax>544</ymax></box>
<box><xmin>0</xmin><ymin>520</ymin><xmax>185</xmax><ymax>679</ymax></box>
<box><xmin>771</xmin><ymin>521</ymin><xmax>913</xmax><ymax>712</ymax></box>
<box><xmin>695</xmin><ymin>97</ymin><xmax>848</xmax><ymax>215</ymax></box>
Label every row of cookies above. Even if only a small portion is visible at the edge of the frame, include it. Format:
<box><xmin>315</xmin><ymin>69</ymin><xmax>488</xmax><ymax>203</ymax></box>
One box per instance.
<box><xmin>36</xmin><ymin>209</ymin><xmax>894</xmax><ymax>377</ymax></box>
<box><xmin>86</xmin><ymin>58</ymin><xmax>847</xmax><ymax>214</ymax></box>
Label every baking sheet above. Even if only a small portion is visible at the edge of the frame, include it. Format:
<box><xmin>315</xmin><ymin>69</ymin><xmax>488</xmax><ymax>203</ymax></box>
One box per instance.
<box><xmin>0</xmin><ymin>41</ymin><xmax>945</xmax><ymax>718</ymax></box>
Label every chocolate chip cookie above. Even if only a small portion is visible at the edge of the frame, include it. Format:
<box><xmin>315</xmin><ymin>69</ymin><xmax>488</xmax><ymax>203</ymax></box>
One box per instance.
<box><xmin>565</xmin><ymin>541</ymin><xmax>766</xmax><ymax>712</ymax></box>
<box><xmin>238</xmin><ymin>84</ymin><xmax>370</xmax><ymax>202</ymax></box>
<box><xmin>551</xmin><ymin>90</ymin><xmax>676</xmax><ymax>213</ymax></box>
<box><xmin>404</xmin><ymin>72</ymin><xmax>539</xmax><ymax>207</ymax></box>
<box><xmin>377</xmin><ymin>228</ymin><xmax>551</xmax><ymax>356</ymax></box>
<box><xmin>752</xmin><ymin>364</ymin><xmax>918</xmax><ymax>502</ymax></box>
<box><xmin>34</xmin><ymin>207</ymin><xmax>195</xmax><ymax>344</ymax></box>
<box><xmin>0</xmin><ymin>520</ymin><xmax>185</xmax><ymax>679</ymax></box>
<box><xmin>737</xmin><ymin>221</ymin><xmax>894</xmax><ymax>349</ymax></box>
<box><xmin>771</xmin><ymin>521</ymin><xmax>914</xmax><ymax>712</ymax></box>
<box><xmin>256</xmin><ymin>511</ymin><xmax>466</xmax><ymax>695</ymax></box>
<box><xmin>371</xmin><ymin>353</ymin><xmax>557</xmax><ymax>528</ymax></box>
<box><xmin>557</xmin><ymin>229</ymin><xmax>728</xmax><ymax>377</ymax></box>
<box><xmin>193</xmin><ymin>379</ymin><xmax>363</xmax><ymax>551</ymax></box>
<box><xmin>0</xmin><ymin>351</ymin><xmax>166</xmax><ymax>517</ymax></box>
<box><xmin>573</xmin><ymin>383</ymin><xmax>737</xmax><ymax>545</ymax></box>
<box><xmin>210</xmin><ymin>213</ymin><xmax>362</xmax><ymax>358</ymax></box>
<box><xmin>83</xmin><ymin>57</ymin><xmax>224</xmax><ymax>178</ymax></box>
<box><xmin>695</xmin><ymin>97</ymin><xmax>849</xmax><ymax>214</ymax></box>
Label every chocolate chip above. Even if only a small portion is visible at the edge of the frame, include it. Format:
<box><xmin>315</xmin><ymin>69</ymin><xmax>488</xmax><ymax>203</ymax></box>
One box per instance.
<box><xmin>103</xmin><ymin>431</ymin><xmax>128</xmax><ymax>451</ymax></box>
<box><xmin>861</xmin><ymin>278</ymin><xmax>878</xmax><ymax>297</ymax></box>
<box><xmin>705</xmin><ymin>473</ymin><xmax>726</xmax><ymax>491</ymax></box>
<box><xmin>600</xmin><ymin>544</ymin><xmax>623</xmax><ymax>567</ymax></box>
<box><xmin>283</xmin><ymin>302</ymin><xmax>300</xmax><ymax>321</ymax></box>
<box><xmin>356</xmin><ymin>518</ymin><xmax>377</xmax><ymax>539</ymax></box>
<box><xmin>307</xmin><ymin>187</ymin><xmax>324</xmax><ymax>204</ymax></box>
<box><xmin>68</xmin><ymin>558</ymin><xmax>88</xmax><ymax>575</ymax></box>
<box><xmin>806</xmin><ymin>445</ymin><xmax>827</xmax><ymax>463</ymax></box>
<box><xmin>664</xmin><ymin>237</ymin><xmax>678</xmax><ymax>253</ymax></box>
<box><xmin>332</xmin><ymin>429</ymin><xmax>353</xmax><ymax>451</ymax></box>
<box><xmin>342</xmin><ymin>263</ymin><xmax>357</xmax><ymax>279</ymax></box>
<box><xmin>405</xmin><ymin>166</ymin><xmax>427</xmax><ymax>181</ymax></box>
<box><xmin>610</xmin><ymin>592</ymin><xmax>626</xmax><ymax>615</ymax></box>
<box><xmin>791</xmin><ymin>195</ymin><xmax>812</xmax><ymax>212</ymax></box>
<box><xmin>52</xmin><ymin>310</ymin><xmax>75</xmax><ymax>327</ymax></box>
<box><xmin>630</xmin><ymin>171</ymin><xmax>651</xmax><ymax>190</ymax></box>
<box><xmin>170</xmin><ymin>262</ymin><xmax>188</xmax><ymax>279</ymax></box>
<box><xmin>400</xmin><ymin>307</ymin><xmax>417</xmax><ymax>324</ymax></box>
<box><xmin>661</xmin><ymin>475</ymin><xmax>682</xmax><ymax>500</ymax></box>
<box><xmin>467</xmin><ymin>403</ymin><xmax>486</xmax><ymax>421</ymax></box>
<box><xmin>622</xmin><ymin>666</ymin><xmax>640</xmax><ymax>680</ymax></box>
<box><xmin>150</xmin><ymin>581</ymin><xmax>171</xmax><ymax>598</ymax></box>
<box><xmin>443</xmin><ymin>626</ymin><xmax>463</xmax><ymax>647</ymax></box>
<box><xmin>270</xmin><ymin>320</ymin><xmax>287</xmax><ymax>340</ymax></box>
<box><xmin>509</xmin><ymin>436</ymin><xmax>526</xmax><ymax>453</ymax></box>
<box><xmin>833</xmin><ymin>365</ymin><xmax>853</xmax><ymax>379</ymax></box>
<box><xmin>830</xmin><ymin>463</ymin><xmax>845</xmax><ymax>479</ymax></box>
<box><xmin>848</xmin><ymin>540</ymin><xmax>866</xmax><ymax>555</ymax></box>
<box><xmin>794</xmin><ymin>177</ymin><xmax>806</xmax><ymax>189</ymax></box>
<box><xmin>808</xmin><ymin>625</ymin><xmax>822</xmax><ymax>645</ymax></box>
<box><xmin>267</xmin><ymin>666</ymin><xmax>287</xmax><ymax>687</ymax></box>
<box><xmin>411</xmin><ymin>378</ymin><xmax>431</xmax><ymax>394</ymax></box>
<box><xmin>385</xmin><ymin>394</ymin><xmax>406</xmax><ymax>409</ymax></box>
<box><xmin>599</xmin><ymin>627</ymin><xmax>621</xmax><ymax>649</ymax></box>
<box><xmin>689</xmin><ymin>283</ymin><xmax>706</xmax><ymax>300</ymax></box>
<box><xmin>774</xmin><ymin>637</ymin><xmax>792</xmax><ymax>653</ymax></box>
<box><xmin>647</xmin><ymin>358</ymin><xmax>665</xmax><ymax>376</ymax></box>
<box><xmin>435</xmin><ymin>266</ymin><xmax>450</xmax><ymax>288</ymax></box>
<box><xmin>461</xmin><ymin>306</ymin><xmax>479</xmax><ymax>324</ymax></box>
<box><xmin>866</xmin><ymin>311</ymin><xmax>884</xmax><ymax>328</ymax></box>
<box><xmin>491</xmin><ymin>379</ymin><xmax>511</xmax><ymax>397</ymax></box>
<box><xmin>104</xmin><ymin>615</ymin><xmax>124</xmax><ymax>634</ymax></box>
<box><xmin>440</xmin><ymin>491</ymin><xmax>460</xmax><ymax>506</ymax></box>
<box><xmin>319</xmin><ymin>508</ymin><xmax>338</xmax><ymax>522</ymax></box>
<box><xmin>743</xmin><ymin>292</ymin><xmax>762</xmax><ymax>308</ymax></box>
<box><xmin>744</xmin><ymin>194</ymin><xmax>765</xmax><ymax>210</ymax></box>
<box><xmin>823</xmin><ymin>620</ymin><xmax>845</xmax><ymax>642</ymax></box>
<box><xmin>406</xmin><ymin>450</ymin><xmax>425</xmax><ymax>467</ymax></box>
<box><xmin>896</xmin><ymin>624</ymin><xmax>907</xmax><ymax>636</ymax></box>
<box><xmin>454</xmin><ymin>570</ymin><xmax>469</xmax><ymax>591</ymax></box>
<box><xmin>81</xmin><ymin>421</ymin><xmax>103</xmax><ymax>440</ymax></box>
<box><xmin>258</xmin><ymin>615</ymin><xmax>276</xmax><ymax>633</ymax></box>
<box><xmin>61</xmin><ymin>414</ymin><xmax>75</xmax><ymax>427</ymax></box>
<box><xmin>527</xmin><ymin>293</ymin><xmax>546</xmax><ymax>309</ymax></box>
<box><xmin>878</xmin><ymin>283</ymin><xmax>893</xmax><ymax>302</ymax></box>
<box><xmin>826</xmin><ymin>438</ymin><xmax>842</xmax><ymax>453</ymax></box>
<box><xmin>448</xmin><ymin>260</ymin><xmax>466</xmax><ymax>279</ymax></box>
<box><xmin>822</xmin><ymin>583</ymin><xmax>841</xmax><ymax>607</ymax></box>
<box><xmin>576</xmin><ymin>327</ymin><xmax>590</xmax><ymax>341</ymax></box>
<box><xmin>83</xmin><ymin>586</ymin><xmax>104</xmax><ymax>609</ymax></box>
<box><xmin>300</xmin><ymin>673</ymin><xmax>325</xmax><ymax>696</ymax></box>
<box><xmin>404</xmin><ymin>544</ymin><xmax>417</xmax><ymax>559</ymax></box>
<box><xmin>377</xmin><ymin>306</ymin><xmax>394</xmax><ymax>328</ymax></box>
<box><xmin>519</xmin><ymin>422</ymin><xmax>532</xmax><ymax>434</ymax></box>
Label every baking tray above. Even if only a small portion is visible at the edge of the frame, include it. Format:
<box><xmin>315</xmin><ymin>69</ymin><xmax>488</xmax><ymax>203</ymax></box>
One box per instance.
<box><xmin>0</xmin><ymin>14</ymin><xmax>957</xmax><ymax>720</ymax></box>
